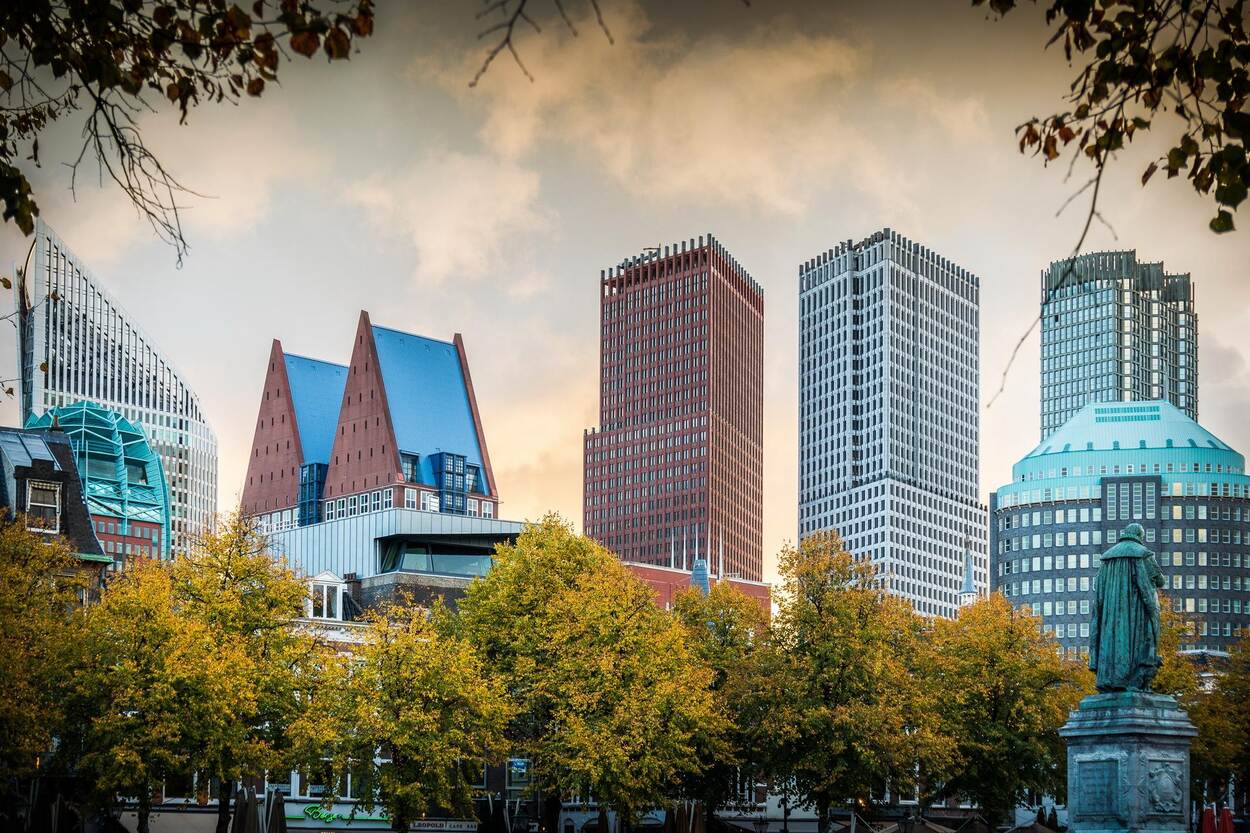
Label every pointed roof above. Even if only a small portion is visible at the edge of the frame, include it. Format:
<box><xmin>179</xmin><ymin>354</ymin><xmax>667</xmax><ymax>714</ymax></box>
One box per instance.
<box><xmin>370</xmin><ymin>324</ymin><xmax>487</xmax><ymax>484</ymax></box>
<box><xmin>283</xmin><ymin>353</ymin><xmax>348</xmax><ymax>466</ymax></box>
<box><xmin>960</xmin><ymin>548</ymin><xmax>976</xmax><ymax>597</ymax></box>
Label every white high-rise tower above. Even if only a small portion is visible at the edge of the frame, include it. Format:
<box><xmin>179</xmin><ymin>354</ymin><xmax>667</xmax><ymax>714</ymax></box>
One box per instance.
<box><xmin>798</xmin><ymin>228</ymin><xmax>986</xmax><ymax>618</ymax></box>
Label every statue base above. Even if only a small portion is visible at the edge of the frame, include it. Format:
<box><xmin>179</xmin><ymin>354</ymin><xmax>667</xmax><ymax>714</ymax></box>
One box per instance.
<box><xmin>1059</xmin><ymin>692</ymin><xmax>1197</xmax><ymax>833</ymax></box>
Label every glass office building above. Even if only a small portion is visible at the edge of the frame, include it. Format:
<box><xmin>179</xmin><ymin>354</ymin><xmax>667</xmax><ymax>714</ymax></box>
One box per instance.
<box><xmin>16</xmin><ymin>220</ymin><xmax>218</xmax><ymax>556</ymax></box>
<box><xmin>1040</xmin><ymin>250</ymin><xmax>1196</xmax><ymax>439</ymax></box>
<box><xmin>990</xmin><ymin>401</ymin><xmax>1250</xmax><ymax>656</ymax></box>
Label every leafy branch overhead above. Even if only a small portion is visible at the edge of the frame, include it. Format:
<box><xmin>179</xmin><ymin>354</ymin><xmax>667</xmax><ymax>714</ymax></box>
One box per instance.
<box><xmin>0</xmin><ymin>0</ymin><xmax>375</xmax><ymax>262</ymax></box>
<box><xmin>977</xmin><ymin>0</ymin><xmax>1250</xmax><ymax>232</ymax></box>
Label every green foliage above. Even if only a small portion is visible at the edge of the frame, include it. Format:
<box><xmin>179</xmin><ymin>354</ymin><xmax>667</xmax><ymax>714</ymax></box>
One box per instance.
<box><xmin>0</xmin><ymin>0</ymin><xmax>375</xmax><ymax>257</ymax></box>
<box><xmin>56</xmin><ymin>559</ymin><xmax>247</xmax><ymax>833</ymax></box>
<box><xmin>0</xmin><ymin>523</ymin><xmax>86</xmax><ymax>781</ymax></box>
<box><xmin>764</xmin><ymin>532</ymin><xmax>953</xmax><ymax>824</ymax></box>
<box><xmin>671</xmin><ymin>583</ymin><xmax>772</xmax><ymax>815</ymax></box>
<box><xmin>327</xmin><ymin>602</ymin><xmax>512</xmax><ymax>833</ymax></box>
<box><xmin>170</xmin><ymin>511</ymin><xmax>331</xmax><ymax>832</ymax></box>
<box><xmin>459</xmin><ymin>514</ymin><xmax>723</xmax><ymax>822</ymax></box>
<box><xmin>925</xmin><ymin>594</ymin><xmax>1091</xmax><ymax>826</ymax></box>
<box><xmin>977</xmin><ymin>0</ymin><xmax>1250</xmax><ymax>232</ymax></box>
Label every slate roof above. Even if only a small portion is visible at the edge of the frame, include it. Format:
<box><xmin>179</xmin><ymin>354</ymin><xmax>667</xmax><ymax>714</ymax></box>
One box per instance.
<box><xmin>284</xmin><ymin>353</ymin><xmax>348</xmax><ymax>466</ymax></box>
<box><xmin>370</xmin><ymin>325</ymin><xmax>487</xmax><ymax>491</ymax></box>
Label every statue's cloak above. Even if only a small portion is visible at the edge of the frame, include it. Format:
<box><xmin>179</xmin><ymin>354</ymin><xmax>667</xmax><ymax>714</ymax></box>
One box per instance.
<box><xmin>1089</xmin><ymin>537</ymin><xmax>1164</xmax><ymax>692</ymax></box>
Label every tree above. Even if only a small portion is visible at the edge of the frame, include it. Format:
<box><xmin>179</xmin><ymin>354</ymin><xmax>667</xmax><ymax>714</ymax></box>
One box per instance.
<box><xmin>536</xmin><ymin>563</ymin><xmax>722</xmax><ymax>826</ymax></box>
<box><xmin>56</xmin><ymin>559</ymin><xmax>244</xmax><ymax>833</ymax></box>
<box><xmin>671</xmin><ymin>583</ymin><xmax>773</xmax><ymax>825</ymax></box>
<box><xmin>0</xmin><ymin>524</ymin><xmax>84</xmax><ymax>787</ymax></box>
<box><xmin>976</xmin><ymin>0</ymin><xmax>1249</xmax><ymax>233</ymax></box>
<box><xmin>1209</xmin><ymin>637</ymin><xmax>1250</xmax><ymax>809</ymax></box>
<box><xmin>0</xmin><ymin>0</ymin><xmax>375</xmax><ymax>260</ymax></box>
<box><xmin>169</xmin><ymin>511</ymin><xmax>326</xmax><ymax>833</ymax></box>
<box><xmin>925</xmin><ymin>594</ymin><xmax>1091</xmax><ymax>827</ymax></box>
<box><xmin>458</xmin><ymin>515</ymin><xmax>722</xmax><ymax>828</ymax></box>
<box><xmin>329</xmin><ymin>602</ymin><xmax>512</xmax><ymax>833</ymax></box>
<box><xmin>763</xmin><ymin>532</ymin><xmax>952</xmax><ymax>833</ymax></box>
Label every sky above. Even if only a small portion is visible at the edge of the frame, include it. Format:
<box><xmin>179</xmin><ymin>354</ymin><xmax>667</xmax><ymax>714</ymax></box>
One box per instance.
<box><xmin>1</xmin><ymin>0</ymin><xmax>1247</xmax><ymax>584</ymax></box>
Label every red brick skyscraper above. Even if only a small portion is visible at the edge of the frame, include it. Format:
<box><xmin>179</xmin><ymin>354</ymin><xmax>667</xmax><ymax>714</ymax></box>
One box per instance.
<box><xmin>583</xmin><ymin>235</ymin><xmax>764</xmax><ymax>581</ymax></box>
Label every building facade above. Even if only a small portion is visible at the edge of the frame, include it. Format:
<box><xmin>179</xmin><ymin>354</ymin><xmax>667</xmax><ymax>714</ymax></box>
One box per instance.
<box><xmin>990</xmin><ymin>401</ymin><xmax>1250</xmax><ymax>657</ymax></box>
<box><xmin>16</xmin><ymin>220</ymin><xmax>217</xmax><ymax>556</ymax></box>
<box><xmin>798</xmin><ymin>228</ymin><xmax>986</xmax><ymax>619</ymax></box>
<box><xmin>242</xmin><ymin>311</ymin><xmax>499</xmax><ymax>531</ymax></box>
<box><xmin>583</xmin><ymin>234</ymin><xmax>765</xmax><ymax>581</ymax></box>
<box><xmin>0</xmin><ymin>427</ymin><xmax>111</xmax><ymax>590</ymax></box>
<box><xmin>26</xmin><ymin>400</ymin><xmax>171</xmax><ymax>563</ymax></box>
<box><xmin>1040</xmin><ymin>250</ymin><xmax>1197</xmax><ymax>439</ymax></box>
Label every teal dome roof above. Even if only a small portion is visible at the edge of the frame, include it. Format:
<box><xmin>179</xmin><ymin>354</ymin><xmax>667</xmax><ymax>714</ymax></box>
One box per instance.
<box><xmin>1026</xmin><ymin>401</ymin><xmax>1232</xmax><ymax>458</ymax></box>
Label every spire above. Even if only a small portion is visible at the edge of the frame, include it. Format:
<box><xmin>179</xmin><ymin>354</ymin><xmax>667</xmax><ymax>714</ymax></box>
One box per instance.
<box><xmin>959</xmin><ymin>544</ymin><xmax>977</xmax><ymax>606</ymax></box>
<box><xmin>691</xmin><ymin>556</ymin><xmax>711</xmax><ymax>596</ymax></box>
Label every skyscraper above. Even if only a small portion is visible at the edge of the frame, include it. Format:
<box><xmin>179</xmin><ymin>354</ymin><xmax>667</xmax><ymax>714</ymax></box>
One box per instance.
<box><xmin>16</xmin><ymin>220</ymin><xmax>217</xmax><ymax>556</ymax></box>
<box><xmin>1040</xmin><ymin>250</ymin><xmax>1197</xmax><ymax>439</ymax></box>
<box><xmin>798</xmin><ymin>228</ymin><xmax>985</xmax><ymax>618</ymax></box>
<box><xmin>583</xmin><ymin>234</ymin><xmax>764</xmax><ymax>582</ymax></box>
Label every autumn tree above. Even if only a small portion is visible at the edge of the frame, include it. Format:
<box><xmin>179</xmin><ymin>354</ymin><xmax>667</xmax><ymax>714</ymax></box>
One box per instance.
<box><xmin>170</xmin><ymin>510</ymin><xmax>326</xmax><ymax>833</ymax></box>
<box><xmin>0</xmin><ymin>524</ymin><xmax>85</xmax><ymax>786</ymax></box>
<box><xmin>977</xmin><ymin>0</ymin><xmax>1249</xmax><ymax>233</ymax></box>
<box><xmin>671</xmin><ymin>583</ymin><xmax>773</xmax><ymax>825</ymax></box>
<box><xmin>763</xmin><ymin>531</ymin><xmax>952</xmax><ymax>833</ymax></box>
<box><xmin>0</xmin><ymin>0</ymin><xmax>375</xmax><ymax>260</ymax></box>
<box><xmin>458</xmin><ymin>514</ymin><xmax>722</xmax><ymax>828</ymax></box>
<box><xmin>56</xmin><ymin>559</ymin><xmax>244</xmax><ymax>833</ymax></box>
<box><xmin>924</xmin><ymin>594</ymin><xmax>1090</xmax><ymax>827</ymax></box>
<box><xmin>321</xmin><ymin>602</ymin><xmax>512</xmax><ymax>833</ymax></box>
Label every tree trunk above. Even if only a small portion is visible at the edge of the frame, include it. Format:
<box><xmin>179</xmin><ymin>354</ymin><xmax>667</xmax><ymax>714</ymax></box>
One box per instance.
<box><xmin>216</xmin><ymin>779</ymin><xmax>235</xmax><ymax>833</ymax></box>
<box><xmin>598</xmin><ymin>807</ymin><xmax>611</xmax><ymax>833</ymax></box>
<box><xmin>137</xmin><ymin>790</ymin><xmax>152</xmax><ymax>833</ymax></box>
<box><xmin>816</xmin><ymin>799</ymin><xmax>830</xmax><ymax>833</ymax></box>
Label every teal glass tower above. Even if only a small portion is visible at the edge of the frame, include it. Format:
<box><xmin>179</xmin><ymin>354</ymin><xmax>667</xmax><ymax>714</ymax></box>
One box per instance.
<box><xmin>26</xmin><ymin>400</ymin><xmax>171</xmax><ymax>561</ymax></box>
<box><xmin>1040</xmin><ymin>251</ymin><xmax>1196</xmax><ymax>440</ymax></box>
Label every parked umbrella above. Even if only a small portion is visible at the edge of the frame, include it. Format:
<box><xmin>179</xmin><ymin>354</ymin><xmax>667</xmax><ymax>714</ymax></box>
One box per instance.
<box><xmin>1219</xmin><ymin>807</ymin><xmax>1236</xmax><ymax>833</ymax></box>
<box><xmin>231</xmin><ymin>788</ymin><xmax>250</xmax><ymax>833</ymax></box>
<box><xmin>1201</xmin><ymin>807</ymin><xmax>1218</xmax><ymax>833</ymax></box>
<box><xmin>266</xmin><ymin>790</ymin><xmax>289</xmax><ymax>833</ymax></box>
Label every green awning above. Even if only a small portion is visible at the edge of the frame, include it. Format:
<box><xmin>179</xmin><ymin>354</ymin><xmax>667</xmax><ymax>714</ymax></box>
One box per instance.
<box><xmin>75</xmin><ymin>552</ymin><xmax>113</xmax><ymax>564</ymax></box>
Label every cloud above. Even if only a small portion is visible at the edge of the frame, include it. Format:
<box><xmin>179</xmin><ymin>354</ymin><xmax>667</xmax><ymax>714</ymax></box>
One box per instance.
<box><xmin>427</xmin><ymin>3</ymin><xmax>875</xmax><ymax>215</ymax></box>
<box><xmin>342</xmin><ymin>150</ymin><xmax>553</xmax><ymax>286</ymax></box>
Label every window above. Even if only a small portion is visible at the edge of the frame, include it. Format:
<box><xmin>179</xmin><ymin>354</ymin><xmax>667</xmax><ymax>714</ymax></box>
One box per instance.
<box><xmin>309</xmin><ymin>582</ymin><xmax>340</xmax><ymax>620</ymax></box>
<box><xmin>404</xmin><ymin>488</ymin><xmax>418</xmax><ymax>510</ymax></box>
<box><xmin>26</xmin><ymin>481</ymin><xmax>60</xmax><ymax>533</ymax></box>
<box><xmin>421</xmin><ymin>492</ymin><xmax>440</xmax><ymax>513</ymax></box>
<box><xmin>482</xmin><ymin>501</ymin><xmax>494</xmax><ymax>519</ymax></box>
<box><xmin>467</xmin><ymin>498</ymin><xmax>479</xmax><ymax>517</ymax></box>
<box><xmin>401</xmin><ymin>453</ymin><xmax>421</xmax><ymax>483</ymax></box>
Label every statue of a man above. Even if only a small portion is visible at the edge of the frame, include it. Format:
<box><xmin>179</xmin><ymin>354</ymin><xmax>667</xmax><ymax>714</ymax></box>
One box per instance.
<box><xmin>1088</xmin><ymin>522</ymin><xmax>1166</xmax><ymax>692</ymax></box>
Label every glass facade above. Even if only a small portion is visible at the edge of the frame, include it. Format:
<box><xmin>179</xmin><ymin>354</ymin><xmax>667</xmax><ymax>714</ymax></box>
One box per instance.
<box><xmin>991</xmin><ymin>401</ymin><xmax>1250</xmax><ymax>655</ymax></box>
<box><xmin>798</xmin><ymin>228</ymin><xmax>986</xmax><ymax>619</ymax></box>
<box><xmin>1040</xmin><ymin>250</ymin><xmax>1196</xmax><ymax>439</ymax></box>
<box><xmin>17</xmin><ymin>221</ymin><xmax>218</xmax><ymax>556</ymax></box>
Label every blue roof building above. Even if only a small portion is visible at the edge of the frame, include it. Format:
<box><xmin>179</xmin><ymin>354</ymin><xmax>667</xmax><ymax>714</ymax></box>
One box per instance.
<box><xmin>242</xmin><ymin>311</ymin><xmax>499</xmax><ymax>533</ymax></box>
<box><xmin>991</xmin><ymin>401</ymin><xmax>1250</xmax><ymax>655</ymax></box>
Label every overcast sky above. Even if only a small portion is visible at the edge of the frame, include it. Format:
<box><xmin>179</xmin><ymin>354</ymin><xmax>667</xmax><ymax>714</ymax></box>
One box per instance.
<box><xmin>2</xmin><ymin>0</ymin><xmax>1247</xmax><ymax>583</ymax></box>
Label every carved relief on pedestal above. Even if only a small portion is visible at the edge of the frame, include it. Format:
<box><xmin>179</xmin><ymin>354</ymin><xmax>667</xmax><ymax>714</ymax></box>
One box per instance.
<box><xmin>1146</xmin><ymin>761</ymin><xmax>1185</xmax><ymax>815</ymax></box>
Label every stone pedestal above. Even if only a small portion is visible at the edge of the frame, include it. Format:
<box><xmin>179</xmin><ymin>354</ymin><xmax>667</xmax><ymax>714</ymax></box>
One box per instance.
<box><xmin>1059</xmin><ymin>692</ymin><xmax>1197</xmax><ymax>833</ymax></box>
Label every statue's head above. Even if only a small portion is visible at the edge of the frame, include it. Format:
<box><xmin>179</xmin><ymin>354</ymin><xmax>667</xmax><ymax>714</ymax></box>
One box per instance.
<box><xmin>1119</xmin><ymin>522</ymin><xmax>1145</xmax><ymax>544</ymax></box>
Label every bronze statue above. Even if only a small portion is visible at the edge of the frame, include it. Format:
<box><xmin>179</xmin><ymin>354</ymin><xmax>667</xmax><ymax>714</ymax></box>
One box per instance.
<box><xmin>1088</xmin><ymin>522</ymin><xmax>1166</xmax><ymax>692</ymax></box>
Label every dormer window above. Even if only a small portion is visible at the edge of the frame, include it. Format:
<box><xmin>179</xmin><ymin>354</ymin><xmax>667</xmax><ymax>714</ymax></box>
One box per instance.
<box><xmin>307</xmin><ymin>579</ymin><xmax>344</xmax><ymax>620</ymax></box>
<box><xmin>26</xmin><ymin>481</ymin><xmax>61</xmax><ymax>534</ymax></box>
